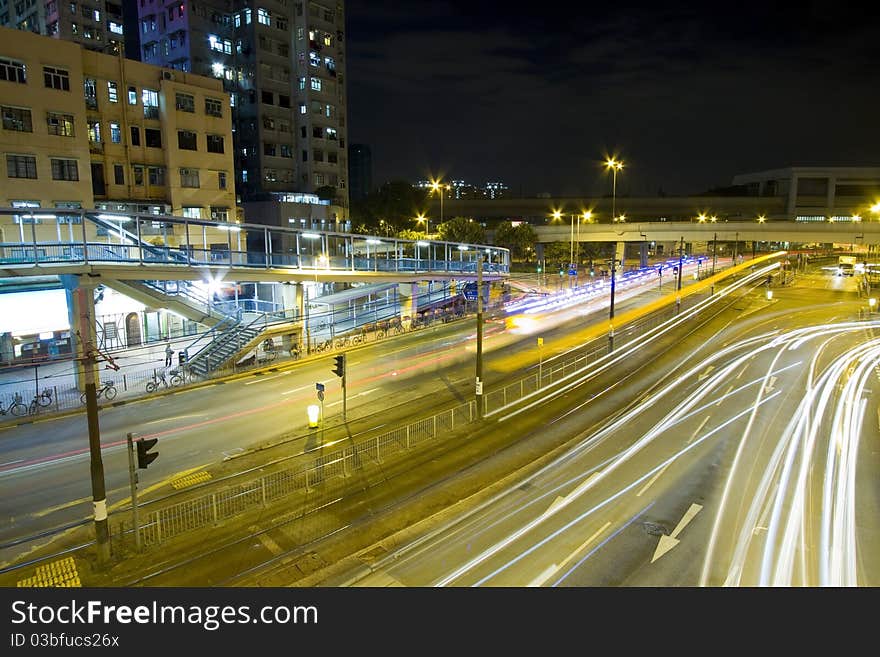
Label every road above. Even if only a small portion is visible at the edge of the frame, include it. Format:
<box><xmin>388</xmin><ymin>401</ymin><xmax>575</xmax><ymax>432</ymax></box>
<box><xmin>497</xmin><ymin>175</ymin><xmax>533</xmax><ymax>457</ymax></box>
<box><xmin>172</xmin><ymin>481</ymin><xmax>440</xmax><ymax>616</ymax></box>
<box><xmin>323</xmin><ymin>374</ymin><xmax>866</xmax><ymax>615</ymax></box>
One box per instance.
<box><xmin>318</xmin><ymin>268</ymin><xmax>880</xmax><ymax>586</ymax></box>
<box><xmin>0</xmin><ymin>259</ymin><xmax>713</xmax><ymax>561</ymax></box>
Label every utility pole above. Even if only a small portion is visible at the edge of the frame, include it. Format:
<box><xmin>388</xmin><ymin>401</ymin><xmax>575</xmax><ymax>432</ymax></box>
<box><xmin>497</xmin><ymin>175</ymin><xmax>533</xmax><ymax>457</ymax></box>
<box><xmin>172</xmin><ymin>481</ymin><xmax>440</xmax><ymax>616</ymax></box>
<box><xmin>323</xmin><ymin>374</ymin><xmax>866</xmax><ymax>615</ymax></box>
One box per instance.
<box><xmin>73</xmin><ymin>284</ymin><xmax>114</xmax><ymax>566</ymax></box>
<box><xmin>608</xmin><ymin>251</ymin><xmax>617</xmax><ymax>352</ymax></box>
<box><xmin>126</xmin><ymin>432</ymin><xmax>140</xmax><ymax>552</ymax></box>
<box><xmin>476</xmin><ymin>253</ymin><xmax>484</xmax><ymax>418</ymax></box>
<box><xmin>676</xmin><ymin>236</ymin><xmax>684</xmax><ymax>314</ymax></box>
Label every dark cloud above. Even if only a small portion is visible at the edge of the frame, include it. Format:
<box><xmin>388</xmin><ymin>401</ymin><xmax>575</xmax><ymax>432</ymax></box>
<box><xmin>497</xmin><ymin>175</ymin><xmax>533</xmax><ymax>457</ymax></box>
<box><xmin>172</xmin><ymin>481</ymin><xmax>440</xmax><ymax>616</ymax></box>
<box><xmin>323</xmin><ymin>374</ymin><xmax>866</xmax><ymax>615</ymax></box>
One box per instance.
<box><xmin>345</xmin><ymin>1</ymin><xmax>880</xmax><ymax>196</ymax></box>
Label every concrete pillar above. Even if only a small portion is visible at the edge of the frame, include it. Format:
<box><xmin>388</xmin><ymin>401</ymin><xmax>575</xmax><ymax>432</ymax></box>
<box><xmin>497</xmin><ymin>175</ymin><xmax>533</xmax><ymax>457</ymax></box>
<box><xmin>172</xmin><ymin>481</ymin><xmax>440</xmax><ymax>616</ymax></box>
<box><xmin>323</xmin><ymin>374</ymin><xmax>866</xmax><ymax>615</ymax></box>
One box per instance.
<box><xmin>639</xmin><ymin>242</ymin><xmax>649</xmax><ymax>267</ymax></box>
<box><xmin>280</xmin><ymin>282</ymin><xmax>302</xmax><ymax>320</ymax></box>
<box><xmin>787</xmin><ymin>175</ymin><xmax>798</xmax><ymax>218</ymax></box>
<box><xmin>399</xmin><ymin>282</ymin><xmax>419</xmax><ymax>327</ymax></box>
<box><xmin>615</xmin><ymin>241</ymin><xmax>626</xmax><ymax>272</ymax></box>
<box><xmin>61</xmin><ymin>274</ymin><xmax>98</xmax><ymax>392</ymax></box>
<box><xmin>826</xmin><ymin>176</ymin><xmax>836</xmax><ymax>215</ymax></box>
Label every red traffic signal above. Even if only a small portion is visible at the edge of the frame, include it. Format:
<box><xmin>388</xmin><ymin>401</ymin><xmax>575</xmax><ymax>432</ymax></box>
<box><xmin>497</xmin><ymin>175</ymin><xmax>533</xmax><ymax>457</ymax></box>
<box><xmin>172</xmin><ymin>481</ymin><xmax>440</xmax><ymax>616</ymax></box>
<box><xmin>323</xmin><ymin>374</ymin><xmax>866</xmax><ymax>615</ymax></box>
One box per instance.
<box><xmin>136</xmin><ymin>437</ymin><xmax>159</xmax><ymax>469</ymax></box>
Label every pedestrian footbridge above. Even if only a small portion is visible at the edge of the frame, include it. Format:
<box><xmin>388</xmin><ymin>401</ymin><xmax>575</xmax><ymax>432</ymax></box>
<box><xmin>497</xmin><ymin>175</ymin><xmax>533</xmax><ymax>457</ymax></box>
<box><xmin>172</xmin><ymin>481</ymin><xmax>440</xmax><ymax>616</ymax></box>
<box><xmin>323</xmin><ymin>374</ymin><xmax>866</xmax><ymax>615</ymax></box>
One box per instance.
<box><xmin>0</xmin><ymin>208</ymin><xmax>510</xmax><ymax>283</ymax></box>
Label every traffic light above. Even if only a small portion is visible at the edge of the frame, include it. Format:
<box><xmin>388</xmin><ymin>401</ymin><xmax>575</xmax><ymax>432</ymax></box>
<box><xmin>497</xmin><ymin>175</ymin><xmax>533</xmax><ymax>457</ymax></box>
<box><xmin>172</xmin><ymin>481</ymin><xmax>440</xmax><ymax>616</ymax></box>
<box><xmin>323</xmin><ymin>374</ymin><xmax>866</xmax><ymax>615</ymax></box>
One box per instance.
<box><xmin>332</xmin><ymin>353</ymin><xmax>345</xmax><ymax>378</ymax></box>
<box><xmin>136</xmin><ymin>437</ymin><xmax>158</xmax><ymax>469</ymax></box>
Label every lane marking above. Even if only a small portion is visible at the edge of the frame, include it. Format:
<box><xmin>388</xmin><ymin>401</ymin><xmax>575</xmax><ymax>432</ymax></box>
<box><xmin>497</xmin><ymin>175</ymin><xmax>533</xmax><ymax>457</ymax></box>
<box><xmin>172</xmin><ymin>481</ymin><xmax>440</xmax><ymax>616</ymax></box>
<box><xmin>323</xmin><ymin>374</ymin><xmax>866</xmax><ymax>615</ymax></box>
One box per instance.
<box><xmin>245</xmin><ymin>371</ymin><xmax>292</xmax><ymax>385</ymax></box>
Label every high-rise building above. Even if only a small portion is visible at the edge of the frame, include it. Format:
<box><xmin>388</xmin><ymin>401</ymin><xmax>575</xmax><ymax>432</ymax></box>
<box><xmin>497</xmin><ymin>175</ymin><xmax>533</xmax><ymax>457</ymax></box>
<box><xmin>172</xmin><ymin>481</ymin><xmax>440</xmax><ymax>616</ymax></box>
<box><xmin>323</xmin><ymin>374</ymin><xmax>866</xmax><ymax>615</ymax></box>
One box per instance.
<box><xmin>348</xmin><ymin>143</ymin><xmax>370</xmax><ymax>201</ymax></box>
<box><xmin>130</xmin><ymin>0</ymin><xmax>348</xmax><ymax>225</ymax></box>
<box><xmin>0</xmin><ymin>0</ymin><xmax>127</xmax><ymax>55</ymax></box>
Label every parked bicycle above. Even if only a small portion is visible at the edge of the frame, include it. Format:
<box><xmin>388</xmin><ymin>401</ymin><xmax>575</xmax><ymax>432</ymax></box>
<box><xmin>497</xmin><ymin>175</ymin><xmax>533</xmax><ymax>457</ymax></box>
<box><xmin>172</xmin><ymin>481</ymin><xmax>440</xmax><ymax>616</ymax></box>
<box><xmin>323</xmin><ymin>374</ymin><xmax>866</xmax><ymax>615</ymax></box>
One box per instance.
<box><xmin>315</xmin><ymin>339</ymin><xmax>332</xmax><ymax>353</ymax></box>
<box><xmin>167</xmin><ymin>367</ymin><xmax>186</xmax><ymax>387</ymax></box>
<box><xmin>81</xmin><ymin>379</ymin><xmax>117</xmax><ymax>405</ymax></box>
<box><xmin>0</xmin><ymin>393</ymin><xmax>27</xmax><ymax>417</ymax></box>
<box><xmin>34</xmin><ymin>388</ymin><xmax>53</xmax><ymax>407</ymax></box>
<box><xmin>146</xmin><ymin>371</ymin><xmax>170</xmax><ymax>393</ymax></box>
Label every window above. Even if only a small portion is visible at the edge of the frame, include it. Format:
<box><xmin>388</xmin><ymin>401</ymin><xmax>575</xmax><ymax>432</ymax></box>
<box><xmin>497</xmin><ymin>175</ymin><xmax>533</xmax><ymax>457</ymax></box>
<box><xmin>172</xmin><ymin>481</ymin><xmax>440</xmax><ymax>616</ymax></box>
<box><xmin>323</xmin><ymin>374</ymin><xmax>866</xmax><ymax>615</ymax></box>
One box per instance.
<box><xmin>278</xmin><ymin>94</ymin><xmax>290</xmax><ymax>108</ymax></box>
<box><xmin>47</xmin><ymin>111</ymin><xmax>74</xmax><ymax>136</ymax></box>
<box><xmin>211</xmin><ymin>206</ymin><xmax>229</xmax><ymax>221</ymax></box>
<box><xmin>43</xmin><ymin>66</ymin><xmax>70</xmax><ymax>91</ymax></box>
<box><xmin>275</xmin><ymin>16</ymin><xmax>287</xmax><ymax>30</ymax></box>
<box><xmin>107</xmin><ymin>80</ymin><xmax>118</xmax><ymax>102</ymax></box>
<box><xmin>142</xmin><ymin>89</ymin><xmax>158</xmax><ymax>119</ymax></box>
<box><xmin>261</xmin><ymin>90</ymin><xmax>273</xmax><ymax>105</ymax></box>
<box><xmin>298</xmin><ymin>102</ymin><xmax>306</xmax><ymax>114</ymax></box>
<box><xmin>280</xmin><ymin>144</ymin><xmax>292</xmax><ymax>158</ymax></box>
<box><xmin>309</xmin><ymin>51</ymin><xmax>320</xmax><ymax>67</ymax></box>
<box><xmin>301</xmin><ymin>150</ymin><xmax>307</xmax><ymax>162</ymax></box>
<box><xmin>175</xmin><ymin>92</ymin><xmax>194</xmax><ymax>112</ymax></box>
<box><xmin>218</xmin><ymin>171</ymin><xmax>226</xmax><ymax>189</ymax></box>
<box><xmin>109</xmin><ymin>20</ymin><xmax>123</xmax><ymax>34</ymax></box>
<box><xmin>206</xmin><ymin>134</ymin><xmax>224</xmax><ymax>153</ymax></box>
<box><xmin>145</xmin><ymin>128</ymin><xmax>161</xmax><ymax>148</ymax></box>
<box><xmin>313</xmin><ymin>149</ymin><xmax>323</xmax><ymax>162</ymax></box>
<box><xmin>0</xmin><ymin>57</ymin><xmax>26</xmax><ymax>84</ymax></box>
<box><xmin>326</xmin><ymin>127</ymin><xmax>337</xmax><ymax>140</ymax></box>
<box><xmin>130</xmin><ymin>125</ymin><xmax>140</xmax><ymax>145</ymax></box>
<box><xmin>263</xmin><ymin>142</ymin><xmax>276</xmax><ymax>156</ymax></box>
<box><xmin>314</xmin><ymin>173</ymin><xmax>324</xmax><ymax>186</ymax></box>
<box><xmin>88</xmin><ymin>120</ymin><xmax>101</xmax><ymax>143</ymax></box>
<box><xmin>51</xmin><ymin>158</ymin><xmax>78</xmax><ymax>181</ymax></box>
<box><xmin>127</xmin><ymin>85</ymin><xmax>137</xmax><ymax>104</ymax></box>
<box><xmin>278</xmin><ymin>119</ymin><xmax>290</xmax><ymax>133</ymax></box>
<box><xmin>84</xmin><ymin>78</ymin><xmax>97</xmax><ymax>109</ymax></box>
<box><xmin>264</xmin><ymin>168</ymin><xmax>276</xmax><ymax>182</ymax></box>
<box><xmin>177</xmin><ymin>129</ymin><xmax>197</xmax><ymax>150</ymax></box>
<box><xmin>327</xmin><ymin>151</ymin><xmax>337</xmax><ymax>164</ymax></box>
<box><xmin>298</xmin><ymin>76</ymin><xmax>306</xmax><ymax>90</ymax></box>
<box><xmin>179</xmin><ymin>167</ymin><xmax>199</xmax><ymax>187</ymax></box>
<box><xmin>311</xmin><ymin>126</ymin><xmax>322</xmax><ymax>138</ymax></box>
<box><xmin>310</xmin><ymin>76</ymin><xmax>321</xmax><ymax>91</ymax></box>
<box><xmin>257</xmin><ymin>7</ymin><xmax>269</xmax><ymax>24</ymax></box>
<box><xmin>6</xmin><ymin>154</ymin><xmax>37</xmax><ymax>179</ymax></box>
<box><xmin>1</xmin><ymin>106</ymin><xmax>32</xmax><ymax>132</ymax></box>
<box><xmin>182</xmin><ymin>207</ymin><xmax>201</xmax><ymax>219</ymax></box>
<box><xmin>108</xmin><ymin>121</ymin><xmax>121</xmax><ymax>143</ymax></box>
<box><xmin>262</xmin><ymin>116</ymin><xmax>275</xmax><ymax>130</ymax></box>
<box><xmin>205</xmin><ymin>97</ymin><xmax>222</xmax><ymax>117</ymax></box>
<box><xmin>148</xmin><ymin>166</ymin><xmax>165</xmax><ymax>186</ymax></box>
<box><xmin>132</xmin><ymin>165</ymin><xmax>143</xmax><ymax>185</ymax></box>
<box><xmin>113</xmin><ymin>163</ymin><xmax>124</xmax><ymax>184</ymax></box>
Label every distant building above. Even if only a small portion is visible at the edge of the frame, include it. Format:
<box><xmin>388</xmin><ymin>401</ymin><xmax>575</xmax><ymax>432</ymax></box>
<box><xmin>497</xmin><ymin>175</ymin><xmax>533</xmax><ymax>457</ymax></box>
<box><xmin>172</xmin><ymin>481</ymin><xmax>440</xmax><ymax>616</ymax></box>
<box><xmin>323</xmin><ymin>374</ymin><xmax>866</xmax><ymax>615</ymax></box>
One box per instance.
<box><xmin>348</xmin><ymin>143</ymin><xmax>371</xmax><ymax>201</ymax></box>
<box><xmin>0</xmin><ymin>0</ymin><xmax>127</xmax><ymax>55</ymax></box>
<box><xmin>0</xmin><ymin>26</ymin><xmax>237</xmax><ymax>223</ymax></box>
<box><xmin>484</xmin><ymin>181</ymin><xmax>508</xmax><ymax>199</ymax></box>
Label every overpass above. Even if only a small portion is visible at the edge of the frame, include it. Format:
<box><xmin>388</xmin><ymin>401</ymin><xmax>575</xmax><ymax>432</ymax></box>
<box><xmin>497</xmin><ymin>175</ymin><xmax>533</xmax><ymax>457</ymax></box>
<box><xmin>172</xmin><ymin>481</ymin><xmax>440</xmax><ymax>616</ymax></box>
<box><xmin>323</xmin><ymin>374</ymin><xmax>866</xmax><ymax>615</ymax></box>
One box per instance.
<box><xmin>530</xmin><ymin>220</ymin><xmax>880</xmax><ymax>245</ymax></box>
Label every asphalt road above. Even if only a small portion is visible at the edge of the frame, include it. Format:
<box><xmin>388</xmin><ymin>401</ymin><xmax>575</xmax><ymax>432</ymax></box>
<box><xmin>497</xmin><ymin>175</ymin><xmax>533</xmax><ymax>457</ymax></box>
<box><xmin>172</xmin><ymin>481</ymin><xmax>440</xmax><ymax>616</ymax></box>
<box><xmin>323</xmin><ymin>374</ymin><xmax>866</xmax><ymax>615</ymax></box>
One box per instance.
<box><xmin>320</xmin><ymin>268</ymin><xmax>880</xmax><ymax>586</ymax></box>
<box><xmin>0</xmin><ymin>260</ymin><xmax>711</xmax><ymax>562</ymax></box>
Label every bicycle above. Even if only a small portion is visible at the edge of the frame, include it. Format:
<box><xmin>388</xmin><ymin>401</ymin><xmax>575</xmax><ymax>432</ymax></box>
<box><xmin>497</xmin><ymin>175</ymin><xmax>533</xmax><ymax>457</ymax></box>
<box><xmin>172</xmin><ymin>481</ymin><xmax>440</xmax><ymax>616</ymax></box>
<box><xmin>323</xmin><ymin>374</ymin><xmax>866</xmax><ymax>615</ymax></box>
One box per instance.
<box><xmin>35</xmin><ymin>388</ymin><xmax>53</xmax><ymax>407</ymax></box>
<box><xmin>0</xmin><ymin>393</ymin><xmax>27</xmax><ymax>417</ymax></box>
<box><xmin>168</xmin><ymin>367</ymin><xmax>186</xmax><ymax>387</ymax></box>
<box><xmin>145</xmin><ymin>371</ymin><xmax>170</xmax><ymax>393</ymax></box>
<box><xmin>81</xmin><ymin>380</ymin><xmax>117</xmax><ymax>405</ymax></box>
<box><xmin>315</xmin><ymin>339</ymin><xmax>332</xmax><ymax>353</ymax></box>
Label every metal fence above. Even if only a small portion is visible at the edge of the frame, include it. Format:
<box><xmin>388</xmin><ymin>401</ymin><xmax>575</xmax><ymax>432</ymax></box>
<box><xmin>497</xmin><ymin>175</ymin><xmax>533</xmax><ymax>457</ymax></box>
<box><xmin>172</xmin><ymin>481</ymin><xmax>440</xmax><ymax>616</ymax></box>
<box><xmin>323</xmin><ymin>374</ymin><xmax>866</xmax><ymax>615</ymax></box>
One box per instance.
<box><xmin>132</xmin><ymin>400</ymin><xmax>477</xmax><ymax>547</ymax></box>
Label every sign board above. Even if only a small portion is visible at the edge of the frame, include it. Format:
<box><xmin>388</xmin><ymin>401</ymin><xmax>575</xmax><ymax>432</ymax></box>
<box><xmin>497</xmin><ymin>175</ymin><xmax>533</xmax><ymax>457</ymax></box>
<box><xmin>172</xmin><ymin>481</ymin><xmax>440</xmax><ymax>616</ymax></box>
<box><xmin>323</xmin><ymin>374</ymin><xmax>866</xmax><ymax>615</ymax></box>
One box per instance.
<box><xmin>537</xmin><ymin>338</ymin><xmax>544</xmax><ymax>347</ymax></box>
<box><xmin>316</xmin><ymin>382</ymin><xmax>325</xmax><ymax>392</ymax></box>
<box><xmin>476</xmin><ymin>379</ymin><xmax>483</xmax><ymax>395</ymax></box>
<box><xmin>317</xmin><ymin>390</ymin><xmax>324</xmax><ymax>402</ymax></box>
<box><xmin>568</xmin><ymin>263</ymin><xmax>577</xmax><ymax>276</ymax></box>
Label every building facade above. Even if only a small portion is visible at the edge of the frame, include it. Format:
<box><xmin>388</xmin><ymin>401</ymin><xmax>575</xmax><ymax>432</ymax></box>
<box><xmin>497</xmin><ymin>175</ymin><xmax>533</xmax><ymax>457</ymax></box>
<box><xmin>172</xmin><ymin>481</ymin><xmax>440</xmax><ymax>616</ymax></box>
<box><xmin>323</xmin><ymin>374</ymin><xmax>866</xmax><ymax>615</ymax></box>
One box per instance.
<box><xmin>0</xmin><ymin>26</ymin><xmax>237</xmax><ymax>242</ymax></box>
<box><xmin>0</xmin><ymin>0</ymin><xmax>126</xmax><ymax>54</ymax></box>
<box><xmin>132</xmin><ymin>0</ymin><xmax>349</xmax><ymax>223</ymax></box>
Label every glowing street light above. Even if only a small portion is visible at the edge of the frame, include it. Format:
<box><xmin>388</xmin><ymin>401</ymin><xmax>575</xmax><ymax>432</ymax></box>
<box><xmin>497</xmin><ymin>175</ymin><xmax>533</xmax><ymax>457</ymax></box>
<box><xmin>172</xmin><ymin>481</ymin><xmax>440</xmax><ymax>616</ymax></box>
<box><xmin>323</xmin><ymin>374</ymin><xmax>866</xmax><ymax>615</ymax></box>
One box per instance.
<box><xmin>604</xmin><ymin>157</ymin><xmax>625</xmax><ymax>224</ymax></box>
<box><xmin>757</xmin><ymin>215</ymin><xmax>767</xmax><ymax>223</ymax></box>
<box><xmin>430</xmin><ymin>180</ymin><xmax>451</xmax><ymax>228</ymax></box>
<box><xmin>415</xmin><ymin>212</ymin><xmax>428</xmax><ymax>236</ymax></box>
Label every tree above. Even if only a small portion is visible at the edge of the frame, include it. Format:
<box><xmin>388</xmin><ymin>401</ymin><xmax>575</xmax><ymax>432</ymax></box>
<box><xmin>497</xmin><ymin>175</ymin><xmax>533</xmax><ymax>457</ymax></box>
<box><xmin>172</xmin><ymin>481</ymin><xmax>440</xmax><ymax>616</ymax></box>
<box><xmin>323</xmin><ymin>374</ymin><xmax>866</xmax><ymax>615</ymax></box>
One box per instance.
<box><xmin>349</xmin><ymin>180</ymin><xmax>428</xmax><ymax>235</ymax></box>
<box><xmin>314</xmin><ymin>185</ymin><xmax>337</xmax><ymax>202</ymax></box>
<box><xmin>437</xmin><ymin>216</ymin><xmax>486</xmax><ymax>244</ymax></box>
<box><xmin>494</xmin><ymin>222</ymin><xmax>537</xmax><ymax>260</ymax></box>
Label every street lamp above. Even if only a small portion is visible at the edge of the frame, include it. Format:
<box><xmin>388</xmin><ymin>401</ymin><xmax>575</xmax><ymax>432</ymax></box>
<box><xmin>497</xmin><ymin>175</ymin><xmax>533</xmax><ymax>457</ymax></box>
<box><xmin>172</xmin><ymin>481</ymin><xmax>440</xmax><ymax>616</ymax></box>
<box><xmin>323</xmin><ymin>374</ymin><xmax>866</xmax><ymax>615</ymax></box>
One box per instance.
<box><xmin>605</xmin><ymin>157</ymin><xmax>624</xmax><ymax>223</ymax></box>
<box><xmin>430</xmin><ymin>180</ymin><xmax>451</xmax><ymax>229</ymax></box>
<box><xmin>415</xmin><ymin>212</ymin><xmax>428</xmax><ymax>236</ymax></box>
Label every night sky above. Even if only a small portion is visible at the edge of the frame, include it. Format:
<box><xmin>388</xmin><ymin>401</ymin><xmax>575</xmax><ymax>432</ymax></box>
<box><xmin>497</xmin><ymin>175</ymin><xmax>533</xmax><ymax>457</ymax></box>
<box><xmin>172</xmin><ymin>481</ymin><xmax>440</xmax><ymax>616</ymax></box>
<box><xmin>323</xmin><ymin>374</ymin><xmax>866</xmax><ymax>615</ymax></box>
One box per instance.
<box><xmin>344</xmin><ymin>1</ymin><xmax>880</xmax><ymax>198</ymax></box>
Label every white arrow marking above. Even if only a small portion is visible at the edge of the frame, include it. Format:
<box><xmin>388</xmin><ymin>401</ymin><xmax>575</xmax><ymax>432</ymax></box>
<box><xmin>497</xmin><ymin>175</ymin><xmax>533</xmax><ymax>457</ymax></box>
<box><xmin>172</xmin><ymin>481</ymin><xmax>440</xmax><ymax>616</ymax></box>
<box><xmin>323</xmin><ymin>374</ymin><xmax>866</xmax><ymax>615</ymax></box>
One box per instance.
<box><xmin>698</xmin><ymin>366</ymin><xmax>715</xmax><ymax>381</ymax></box>
<box><xmin>651</xmin><ymin>503</ymin><xmax>702</xmax><ymax>563</ymax></box>
<box><xmin>529</xmin><ymin>522</ymin><xmax>611</xmax><ymax>587</ymax></box>
<box><xmin>763</xmin><ymin>375</ymin><xmax>777</xmax><ymax>394</ymax></box>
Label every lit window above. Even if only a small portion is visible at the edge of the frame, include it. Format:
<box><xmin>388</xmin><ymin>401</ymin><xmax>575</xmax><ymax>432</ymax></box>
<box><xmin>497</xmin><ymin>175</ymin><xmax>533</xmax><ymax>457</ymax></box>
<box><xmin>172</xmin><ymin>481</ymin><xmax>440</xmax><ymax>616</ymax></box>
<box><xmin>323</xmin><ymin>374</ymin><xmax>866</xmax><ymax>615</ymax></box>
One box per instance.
<box><xmin>310</xmin><ymin>77</ymin><xmax>321</xmax><ymax>91</ymax></box>
<box><xmin>109</xmin><ymin>121</ymin><xmax>121</xmax><ymax>143</ymax></box>
<box><xmin>257</xmin><ymin>8</ymin><xmax>270</xmax><ymax>25</ymax></box>
<box><xmin>107</xmin><ymin>80</ymin><xmax>118</xmax><ymax>102</ymax></box>
<box><xmin>0</xmin><ymin>58</ymin><xmax>27</xmax><ymax>84</ymax></box>
<box><xmin>182</xmin><ymin>206</ymin><xmax>201</xmax><ymax>219</ymax></box>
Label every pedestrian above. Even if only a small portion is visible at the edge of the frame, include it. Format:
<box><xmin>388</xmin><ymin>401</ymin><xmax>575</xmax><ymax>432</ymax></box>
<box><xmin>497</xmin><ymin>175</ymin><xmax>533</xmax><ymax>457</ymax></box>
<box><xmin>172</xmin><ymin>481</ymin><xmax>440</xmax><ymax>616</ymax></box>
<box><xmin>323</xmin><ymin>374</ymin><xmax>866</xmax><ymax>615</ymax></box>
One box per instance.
<box><xmin>164</xmin><ymin>341</ymin><xmax>173</xmax><ymax>367</ymax></box>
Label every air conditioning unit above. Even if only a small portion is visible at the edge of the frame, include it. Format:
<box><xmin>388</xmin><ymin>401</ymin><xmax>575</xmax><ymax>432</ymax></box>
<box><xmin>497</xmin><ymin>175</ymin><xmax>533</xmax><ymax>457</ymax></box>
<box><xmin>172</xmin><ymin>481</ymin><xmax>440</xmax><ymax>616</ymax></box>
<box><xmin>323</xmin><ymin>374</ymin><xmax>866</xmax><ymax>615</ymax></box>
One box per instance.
<box><xmin>162</xmin><ymin>70</ymin><xmax>175</xmax><ymax>81</ymax></box>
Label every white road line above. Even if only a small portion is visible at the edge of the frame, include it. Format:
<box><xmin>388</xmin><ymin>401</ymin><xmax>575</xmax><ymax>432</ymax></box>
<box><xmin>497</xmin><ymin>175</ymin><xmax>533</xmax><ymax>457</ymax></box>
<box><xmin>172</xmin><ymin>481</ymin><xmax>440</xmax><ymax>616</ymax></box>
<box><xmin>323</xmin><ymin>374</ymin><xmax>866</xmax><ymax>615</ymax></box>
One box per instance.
<box><xmin>688</xmin><ymin>416</ymin><xmax>711</xmax><ymax>444</ymax></box>
<box><xmin>0</xmin><ymin>459</ymin><xmax>24</xmax><ymax>467</ymax></box>
<box><xmin>716</xmin><ymin>385</ymin><xmax>734</xmax><ymax>406</ymax></box>
<box><xmin>244</xmin><ymin>371</ymin><xmax>291</xmax><ymax>385</ymax></box>
<box><xmin>637</xmin><ymin>463</ymin><xmax>670</xmax><ymax>497</ymax></box>
<box><xmin>282</xmin><ymin>384</ymin><xmax>314</xmax><ymax>396</ymax></box>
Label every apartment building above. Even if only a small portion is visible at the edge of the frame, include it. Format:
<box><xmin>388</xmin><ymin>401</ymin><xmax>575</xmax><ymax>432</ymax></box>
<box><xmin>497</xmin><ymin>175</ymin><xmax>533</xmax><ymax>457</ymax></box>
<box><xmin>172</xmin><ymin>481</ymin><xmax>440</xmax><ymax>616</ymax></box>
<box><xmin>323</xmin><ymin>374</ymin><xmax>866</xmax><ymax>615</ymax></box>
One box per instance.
<box><xmin>131</xmin><ymin>0</ymin><xmax>349</xmax><ymax>227</ymax></box>
<box><xmin>0</xmin><ymin>0</ymin><xmax>126</xmax><ymax>54</ymax></box>
<box><xmin>0</xmin><ymin>26</ymin><xmax>237</xmax><ymax>246</ymax></box>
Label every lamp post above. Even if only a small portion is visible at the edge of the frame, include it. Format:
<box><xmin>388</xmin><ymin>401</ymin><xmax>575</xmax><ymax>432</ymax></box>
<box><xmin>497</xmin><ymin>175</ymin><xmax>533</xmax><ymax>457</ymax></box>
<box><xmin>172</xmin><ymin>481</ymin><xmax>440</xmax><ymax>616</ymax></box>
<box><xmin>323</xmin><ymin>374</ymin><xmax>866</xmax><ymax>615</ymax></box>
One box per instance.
<box><xmin>430</xmin><ymin>180</ymin><xmax>450</xmax><ymax>231</ymax></box>
<box><xmin>712</xmin><ymin>231</ymin><xmax>717</xmax><ymax>275</ymax></box>
<box><xmin>605</xmin><ymin>158</ymin><xmax>624</xmax><ymax>222</ymax></box>
<box><xmin>608</xmin><ymin>250</ymin><xmax>617</xmax><ymax>352</ymax></box>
